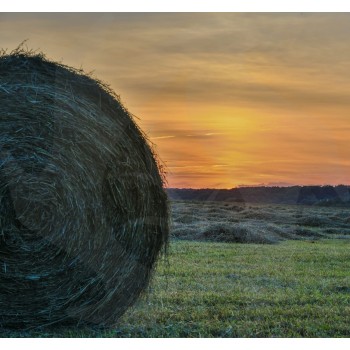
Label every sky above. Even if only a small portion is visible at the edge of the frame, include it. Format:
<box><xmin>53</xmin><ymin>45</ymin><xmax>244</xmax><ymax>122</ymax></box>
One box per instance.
<box><xmin>1</xmin><ymin>13</ymin><xmax>350</xmax><ymax>188</ymax></box>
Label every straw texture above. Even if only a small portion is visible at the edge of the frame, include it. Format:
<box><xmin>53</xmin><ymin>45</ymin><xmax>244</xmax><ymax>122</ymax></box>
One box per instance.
<box><xmin>0</xmin><ymin>48</ymin><xmax>169</xmax><ymax>329</ymax></box>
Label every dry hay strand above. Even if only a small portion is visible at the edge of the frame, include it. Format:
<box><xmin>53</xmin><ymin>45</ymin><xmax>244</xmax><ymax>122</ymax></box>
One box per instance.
<box><xmin>0</xmin><ymin>48</ymin><xmax>169</xmax><ymax>329</ymax></box>
<box><xmin>199</xmin><ymin>222</ymin><xmax>282</xmax><ymax>244</ymax></box>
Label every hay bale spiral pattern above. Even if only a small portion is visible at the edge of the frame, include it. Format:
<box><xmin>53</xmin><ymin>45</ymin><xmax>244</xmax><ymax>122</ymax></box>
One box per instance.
<box><xmin>0</xmin><ymin>50</ymin><xmax>169</xmax><ymax>328</ymax></box>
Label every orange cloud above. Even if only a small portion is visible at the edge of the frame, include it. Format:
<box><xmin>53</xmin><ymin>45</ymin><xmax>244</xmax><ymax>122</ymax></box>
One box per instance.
<box><xmin>1</xmin><ymin>13</ymin><xmax>350</xmax><ymax>188</ymax></box>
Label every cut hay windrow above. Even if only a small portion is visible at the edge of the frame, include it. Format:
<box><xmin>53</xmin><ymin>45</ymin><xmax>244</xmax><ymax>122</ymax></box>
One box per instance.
<box><xmin>0</xmin><ymin>48</ymin><xmax>169</xmax><ymax>329</ymax></box>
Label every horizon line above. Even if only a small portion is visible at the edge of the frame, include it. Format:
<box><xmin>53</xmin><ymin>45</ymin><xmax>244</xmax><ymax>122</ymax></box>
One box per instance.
<box><xmin>166</xmin><ymin>184</ymin><xmax>350</xmax><ymax>190</ymax></box>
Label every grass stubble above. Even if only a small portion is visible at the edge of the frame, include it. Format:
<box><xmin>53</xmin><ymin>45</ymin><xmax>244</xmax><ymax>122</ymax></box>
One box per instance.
<box><xmin>2</xmin><ymin>200</ymin><xmax>350</xmax><ymax>337</ymax></box>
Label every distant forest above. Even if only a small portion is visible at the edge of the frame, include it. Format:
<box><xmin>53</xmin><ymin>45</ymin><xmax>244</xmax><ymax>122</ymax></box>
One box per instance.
<box><xmin>167</xmin><ymin>186</ymin><xmax>350</xmax><ymax>206</ymax></box>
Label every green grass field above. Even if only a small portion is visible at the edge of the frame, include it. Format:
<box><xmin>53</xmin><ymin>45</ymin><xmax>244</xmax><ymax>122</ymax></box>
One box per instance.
<box><xmin>4</xmin><ymin>238</ymin><xmax>350</xmax><ymax>337</ymax></box>
<box><xmin>2</xmin><ymin>200</ymin><xmax>350</xmax><ymax>337</ymax></box>
<box><xmin>111</xmin><ymin>239</ymin><xmax>350</xmax><ymax>337</ymax></box>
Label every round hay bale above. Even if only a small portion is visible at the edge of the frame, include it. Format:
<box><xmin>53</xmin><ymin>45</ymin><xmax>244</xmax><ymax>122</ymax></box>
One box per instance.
<box><xmin>0</xmin><ymin>49</ymin><xmax>169</xmax><ymax>329</ymax></box>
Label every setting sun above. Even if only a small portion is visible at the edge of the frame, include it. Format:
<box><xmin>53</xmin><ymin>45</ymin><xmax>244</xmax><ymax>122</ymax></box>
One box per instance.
<box><xmin>2</xmin><ymin>13</ymin><xmax>350</xmax><ymax>188</ymax></box>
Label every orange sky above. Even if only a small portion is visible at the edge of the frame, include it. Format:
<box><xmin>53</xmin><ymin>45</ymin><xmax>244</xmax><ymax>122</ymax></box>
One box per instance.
<box><xmin>2</xmin><ymin>13</ymin><xmax>350</xmax><ymax>188</ymax></box>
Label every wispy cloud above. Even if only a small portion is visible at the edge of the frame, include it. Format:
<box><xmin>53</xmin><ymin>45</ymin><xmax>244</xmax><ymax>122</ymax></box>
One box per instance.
<box><xmin>151</xmin><ymin>135</ymin><xmax>175</xmax><ymax>140</ymax></box>
<box><xmin>1</xmin><ymin>13</ymin><xmax>350</xmax><ymax>188</ymax></box>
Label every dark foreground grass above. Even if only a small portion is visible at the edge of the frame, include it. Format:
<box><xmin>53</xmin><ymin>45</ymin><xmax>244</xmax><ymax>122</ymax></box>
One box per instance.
<box><xmin>2</xmin><ymin>239</ymin><xmax>350</xmax><ymax>337</ymax></box>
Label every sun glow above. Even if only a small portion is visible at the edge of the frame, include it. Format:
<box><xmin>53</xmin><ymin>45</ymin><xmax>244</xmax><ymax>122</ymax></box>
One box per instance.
<box><xmin>2</xmin><ymin>13</ymin><xmax>350</xmax><ymax>188</ymax></box>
